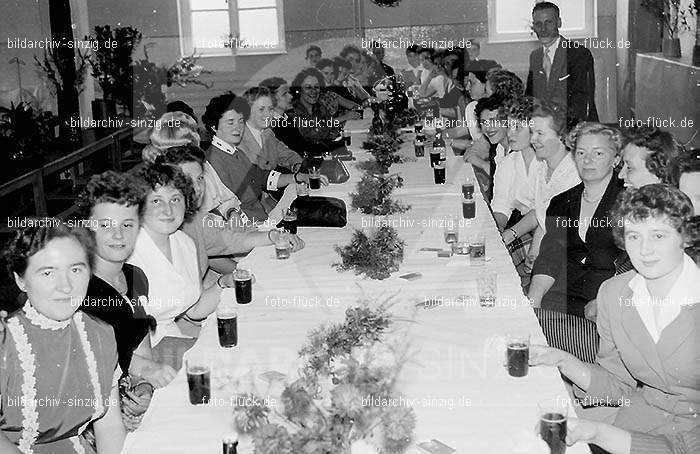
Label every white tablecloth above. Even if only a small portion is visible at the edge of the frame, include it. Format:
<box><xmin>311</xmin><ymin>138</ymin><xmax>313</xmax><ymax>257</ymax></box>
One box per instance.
<box><xmin>122</xmin><ymin>119</ymin><xmax>589</xmax><ymax>454</ymax></box>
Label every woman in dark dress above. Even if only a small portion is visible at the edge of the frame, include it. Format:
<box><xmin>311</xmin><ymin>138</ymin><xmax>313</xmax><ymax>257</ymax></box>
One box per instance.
<box><xmin>78</xmin><ymin>171</ymin><xmax>177</xmax><ymax>430</ymax></box>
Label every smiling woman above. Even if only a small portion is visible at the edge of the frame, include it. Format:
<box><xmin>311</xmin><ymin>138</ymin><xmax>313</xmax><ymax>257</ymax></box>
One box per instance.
<box><xmin>1</xmin><ymin>222</ymin><xmax>126</xmax><ymax>453</ymax></box>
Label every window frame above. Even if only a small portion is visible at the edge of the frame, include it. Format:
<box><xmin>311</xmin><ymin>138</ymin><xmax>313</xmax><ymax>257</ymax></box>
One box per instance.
<box><xmin>177</xmin><ymin>0</ymin><xmax>286</xmax><ymax>57</ymax></box>
<box><xmin>486</xmin><ymin>0</ymin><xmax>597</xmax><ymax>44</ymax></box>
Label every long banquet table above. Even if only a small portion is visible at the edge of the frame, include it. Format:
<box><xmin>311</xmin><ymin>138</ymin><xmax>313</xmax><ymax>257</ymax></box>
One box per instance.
<box><xmin>122</xmin><ymin>118</ymin><xmax>589</xmax><ymax>454</ymax></box>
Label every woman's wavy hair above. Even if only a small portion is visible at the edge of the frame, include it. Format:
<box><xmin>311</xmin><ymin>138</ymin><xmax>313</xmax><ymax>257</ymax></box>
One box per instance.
<box><xmin>243</xmin><ymin>86</ymin><xmax>273</xmax><ymax>106</ymax></box>
<box><xmin>566</xmin><ymin>122</ymin><xmax>623</xmax><ymax>158</ymax></box>
<box><xmin>339</xmin><ymin>45</ymin><xmax>362</xmax><ymax>60</ymax></box>
<box><xmin>290</xmin><ymin>67</ymin><xmax>325</xmax><ymax>99</ymax></box>
<box><xmin>684</xmin><ymin>216</ymin><xmax>700</xmax><ymax>265</ymax></box>
<box><xmin>76</xmin><ymin>171</ymin><xmax>146</xmax><ymax>218</ymax></box>
<box><xmin>486</xmin><ymin>69</ymin><xmax>524</xmax><ymax>100</ymax></box>
<box><xmin>499</xmin><ymin>95</ymin><xmax>535</xmax><ymax>123</ymax></box>
<box><xmin>133</xmin><ymin>164</ymin><xmax>198</xmax><ymax>223</ymax></box>
<box><xmin>142</xmin><ymin>112</ymin><xmax>200</xmax><ymax>163</ymax></box>
<box><xmin>622</xmin><ymin>126</ymin><xmax>682</xmax><ymax>185</ymax></box>
<box><xmin>5</xmin><ymin>221</ymin><xmax>95</xmax><ymax>278</ymax></box>
<box><xmin>611</xmin><ymin>183</ymin><xmax>694</xmax><ymax>249</ymax></box>
<box><xmin>531</xmin><ymin>98</ymin><xmax>568</xmax><ymax>138</ymax></box>
<box><xmin>202</xmin><ymin>91</ymin><xmax>250</xmax><ymax>134</ymax></box>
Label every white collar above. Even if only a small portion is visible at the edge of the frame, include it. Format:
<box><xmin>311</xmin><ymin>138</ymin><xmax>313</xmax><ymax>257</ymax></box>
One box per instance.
<box><xmin>23</xmin><ymin>300</ymin><xmax>72</xmax><ymax>330</ymax></box>
<box><xmin>543</xmin><ymin>36</ymin><xmax>561</xmax><ymax>59</ymax></box>
<box><xmin>629</xmin><ymin>254</ymin><xmax>700</xmax><ymax>343</ymax></box>
<box><xmin>211</xmin><ymin>135</ymin><xmax>238</xmax><ymax>155</ymax></box>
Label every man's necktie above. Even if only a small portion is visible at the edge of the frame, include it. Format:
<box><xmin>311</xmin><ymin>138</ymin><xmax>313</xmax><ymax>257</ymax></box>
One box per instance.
<box><xmin>543</xmin><ymin>47</ymin><xmax>552</xmax><ymax>81</ymax></box>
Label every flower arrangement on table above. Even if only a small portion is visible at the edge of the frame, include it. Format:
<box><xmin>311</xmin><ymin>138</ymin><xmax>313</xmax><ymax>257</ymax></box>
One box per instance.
<box><xmin>350</xmin><ymin>173</ymin><xmax>410</xmax><ymax>216</ymax></box>
<box><xmin>232</xmin><ymin>303</ymin><xmax>416</xmax><ymax>453</ymax></box>
<box><xmin>361</xmin><ymin>134</ymin><xmax>404</xmax><ymax>173</ymax></box>
<box><xmin>334</xmin><ymin>226</ymin><xmax>405</xmax><ymax>280</ymax></box>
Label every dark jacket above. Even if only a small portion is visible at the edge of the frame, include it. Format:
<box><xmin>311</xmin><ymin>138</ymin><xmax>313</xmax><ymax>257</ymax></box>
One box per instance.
<box><xmin>525</xmin><ymin>37</ymin><xmax>598</xmax><ymax>124</ymax></box>
<box><xmin>81</xmin><ymin>263</ymin><xmax>155</xmax><ymax>373</ymax></box>
<box><xmin>532</xmin><ymin>175</ymin><xmax>624</xmax><ymax>316</ymax></box>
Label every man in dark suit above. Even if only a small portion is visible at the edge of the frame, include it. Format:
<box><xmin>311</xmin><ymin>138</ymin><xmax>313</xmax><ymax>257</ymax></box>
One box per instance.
<box><xmin>525</xmin><ymin>1</ymin><xmax>598</xmax><ymax>124</ymax></box>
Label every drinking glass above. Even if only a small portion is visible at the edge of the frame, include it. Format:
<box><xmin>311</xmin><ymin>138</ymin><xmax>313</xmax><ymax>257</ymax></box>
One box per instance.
<box><xmin>275</xmin><ymin>232</ymin><xmax>291</xmax><ymax>259</ymax></box>
<box><xmin>186</xmin><ymin>358</ymin><xmax>211</xmax><ymax>405</ymax></box>
<box><xmin>443</xmin><ymin>218</ymin><xmax>459</xmax><ymax>244</ymax></box>
<box><xmin>296</xmin><ymin>181</ymin><xmax>309</xmax><ymax>197</ymax></box>
<box><xmin>469</xmin><ymin>234</ymin><xmax>486</xmax><ymax>264</ymax></box>
<box><xmin>234</xmin><ymin>268</ymin><xmax>253</xmax><ymax>304</ymax></box>
<box><xmin>461</xmin><ymin>178</ymin><xmax>475</xmax><ymax>198</ymax></box>
<box><xmin>216</xmin><ymin>305</ymin><xmax>238</xmax><ymax>348</ymax></box>
<box><xmin>538</xmin><ymin>402</ymin><xmax>568</xmax><ymax>454</ymax></box>
<box><xmin>462</xmin><ymin>197</ymin><xmax>476</xmax><ymax>219</ymax></box>
<box><xmin>476</xmin><ymin>271</ymin><xmax>497</xmax><ymax>307</ymax></box>
<box><xmin>309</xmin><ymin>167</ymin><xmax>321</xmax><ymax>190</ymax></box>
<box><xmin>506</xmin><ymin>333</ymin><xmax>530</xmax><ymax>377</ymax></box>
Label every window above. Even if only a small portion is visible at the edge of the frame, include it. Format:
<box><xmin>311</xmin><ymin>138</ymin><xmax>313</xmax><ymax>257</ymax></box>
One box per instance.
<box><xmin>177</xmin><ymin>0</ymin><xmax>286</xmax><ymax>56</ymax></box>
<box><xmin>487</xmin><ymin>0</ymin><xmax>596</xmax><ymax>43</ymax></box>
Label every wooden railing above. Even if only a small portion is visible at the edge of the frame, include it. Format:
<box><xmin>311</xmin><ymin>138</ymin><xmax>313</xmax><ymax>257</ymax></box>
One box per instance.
<box><xmin>0</xmin><ymin>127</ymin><xmax>143</xmax><ymax>225</ymax></box>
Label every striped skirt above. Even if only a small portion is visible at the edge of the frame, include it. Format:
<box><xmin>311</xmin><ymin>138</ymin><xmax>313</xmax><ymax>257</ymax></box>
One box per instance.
<box><xmin>533</xmin><ymin>307</ymin><xmax>599</xmax><ymax>364</ymax></box>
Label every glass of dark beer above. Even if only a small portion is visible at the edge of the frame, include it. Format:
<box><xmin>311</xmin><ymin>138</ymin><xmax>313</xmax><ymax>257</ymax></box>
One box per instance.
<box><xmin>461</xmin><ymin>178</ymin><xmax>475</xmax><ymax>198</ymax></box>
<box><xmin>506</xmin><ymin>333</ymin><xmax>529</xmax><ymax>377</ymax></box>
<box><xmin>309</xmin><ymin>167</ymin><xmax>321</xmax><ymax>190</ymax></box>
<box><xmin>462</xmin><ymin>197</ymin><xmax>476</xmax><ymax>219</ymax></box>
<box><xmin>283</xmin><ymin>207</ymin><xmax>298</xmax><ymax>234</ymax></box>
<box><xmin>433</xmin><ymin>160</ymin><xmax>446</xmax><ymax>184</ymax></box>
<box><xmin>413</xmin><ymin>137</ymin><xmax>424</xmax><ymax>157</ymax></box>
<box><xmin>223</xmin><ymin>434</ymin><xmax>239</xmax><ymax>454</ymax></box>
<box><xmin>342</xmin><ymin>129</ymin><xmax>351</xmax><ymax>146</ymax></box>
<box><xmin>234</xmin><ymin>268</ymin><xmax>252</xmax><ymax>304</ymax></box>
<box><xmin>186</xmin><ymin>358</ymin><xmax>211</xmax><ymax>405</ymax></box>
<box><xmin>216</xmin><ymin>306</ymin><xmax>238</xmax><ymax>348</ymax></box>
<box><xmin>296</xmin><ymin>181</ymin><xmax>309</xmax><ymax>197</ymax></box>
<box><xmin>538</xmin><ymin>403</ymin><xmax>568</xmax><ymax>454</ymax></box>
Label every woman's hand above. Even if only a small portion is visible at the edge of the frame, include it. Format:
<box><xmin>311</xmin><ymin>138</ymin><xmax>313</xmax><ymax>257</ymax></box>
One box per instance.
<box><xmin>584</xmin><ymin>299</ymin><xmax>598</xmax><ymax>322</ymax></box>
<box><xmin>529</xmin><ymin>344</ymin><xmax>568</xmax><ymax>367</ymax></box>
<box><xmin>138</xmin><ymin>362</ymin><xmax>177</xmax><ymax>388</ymax></box>
<box><xmin>288</xmin><ymin>234</ymin><xmax>305</xmax><ymax>252</ymax></box>
<box><xmin>295</xmin><ymin>172</ymin><xmax>330</xmax><ymax>187</ymax></box>
<box><xmin>566</xmin><ymin>418</ymin><xmax>600</xmax><ymax>446</ymax></box>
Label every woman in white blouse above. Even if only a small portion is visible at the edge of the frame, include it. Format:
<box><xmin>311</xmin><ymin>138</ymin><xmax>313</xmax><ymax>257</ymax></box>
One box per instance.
<box><xmin>523</xmin><ymin>100</ymin><xmax>581</xmax><ymax>269</ymax></box>
<box><xmin>128</xmin><ymin>164</ymin><xmax>235</xmax><ymax>346</ymax></box>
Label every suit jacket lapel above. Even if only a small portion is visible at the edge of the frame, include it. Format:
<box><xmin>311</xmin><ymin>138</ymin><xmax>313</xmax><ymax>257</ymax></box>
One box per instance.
<box><xmin>548</xmin><ymin>38</ymin><xmax>568</xmax><ymax>89</ymax></box>
<box><xmin>619</xmin><ymin>286</ymin><xmax>669</xmax><ymax>387</ymax></box>
<box><xmin>656</xmin><ymin>305</ymin><xmax>698</xmax><ymax>359</ymax></box>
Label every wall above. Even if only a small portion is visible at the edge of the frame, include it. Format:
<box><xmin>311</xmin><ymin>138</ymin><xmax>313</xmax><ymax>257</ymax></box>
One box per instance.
<box><xmin>0</xmin><ymin>0</ymin><xmax>53</xmax><ymax>110</ymax></box>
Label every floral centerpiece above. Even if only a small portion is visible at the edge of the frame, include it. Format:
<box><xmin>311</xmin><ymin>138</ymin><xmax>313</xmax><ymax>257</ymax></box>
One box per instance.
<box><xmin>361</xmin><ymin>134</ymin><xmax>403</xmax><ymax>173</ymax></box>
<box><xmin>334</xmin><ymin>226</ymin><xmax>405</xmax><ymax>280</ymax></box>
<box><xmin>350</xmin><ymin>173</ymin><xmax>410</xmax><ymax>216</ymax></box>
<box><xmin>232</xmin><ymin>303</ymin><xmax>415</xmax><ymax>453</ymax></box>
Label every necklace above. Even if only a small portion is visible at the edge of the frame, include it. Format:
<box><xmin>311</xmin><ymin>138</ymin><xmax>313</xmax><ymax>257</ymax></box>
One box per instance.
<box><xmin>582</xmin><ymin>188</ymin><xmax>604</xmax><ymax>203</ymax></box>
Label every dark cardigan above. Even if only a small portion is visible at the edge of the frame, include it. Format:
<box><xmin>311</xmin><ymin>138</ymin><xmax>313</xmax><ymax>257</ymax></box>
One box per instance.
<box><xmin>532</xmin><ymin>174</ymin><xmax>624</xmax><ymax>316</ymax></box>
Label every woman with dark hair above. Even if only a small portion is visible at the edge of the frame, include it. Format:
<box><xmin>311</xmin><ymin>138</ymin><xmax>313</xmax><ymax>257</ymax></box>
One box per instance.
<box><xmin>1</xmin><ymin>222</ymin><xmax>126</xmax><ymax>453</ymax></box>
<box><xmin>619</xmin><ymin>126</ymin><xmax>681</xmax><ymax>189</ymax></box>
<box><xmin>289</xmin><ymin>67</ymin><xmax>341</xmax><ymax>144</ymax></box>
<box><xmin>437</xmin><ymin>49</ymin><xmax>467</xmax><ymax>120</ymax></box>
<box><xmin>417</xmin><ymin>47</ymin><xmax>451</xmax><ymax>99</ymax></box>
<box><xmin>78</xmin><ymin>171</ymin><xmax>175</xmax><ymax>432</ymax></box>
<box><xmin>202</xmin><ymin>92</ymin><xmax>303</xmax><ymax>223</ymax></box>
<box><xmin>530</xmin><ymin>184</ymin><xmax>700</xmax><ymax>454</ymax></box>
<box><xmin>127</xmin><ymin>164</ymin><xmax>219</xmax><ymax>347</ymax></box>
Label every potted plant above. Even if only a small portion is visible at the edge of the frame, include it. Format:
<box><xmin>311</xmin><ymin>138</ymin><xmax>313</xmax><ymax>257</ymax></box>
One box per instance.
<box><xmin>34</xmin><ymin>48</ymin><xmax>89</xmax><ymax>145</ymax></box>
<box><xmin>0</xmin><ymin>102</ymin><xmax>58</xmax><ymax>176</ymax></box>
<box><xmin>642</xmin><ymin>0</ymin><xmax>694</xmax><ymax>58</ymax></box>
<box><xmin>87</xmin><ymin>25</ymin><xmax>142</xmax><ymax>119</ymax></box>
